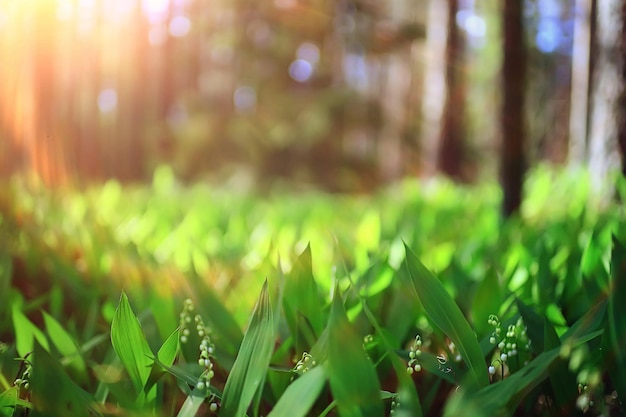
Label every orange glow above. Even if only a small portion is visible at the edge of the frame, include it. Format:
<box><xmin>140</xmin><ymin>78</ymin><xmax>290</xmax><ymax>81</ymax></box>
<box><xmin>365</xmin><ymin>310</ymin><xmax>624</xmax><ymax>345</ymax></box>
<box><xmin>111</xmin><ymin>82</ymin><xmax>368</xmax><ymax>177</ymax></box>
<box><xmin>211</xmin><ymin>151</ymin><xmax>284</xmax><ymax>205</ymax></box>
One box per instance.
<box><xmin>0</xmin><ymin>0</ymin><xmax>172</xmax><ymax>185</ymax></box>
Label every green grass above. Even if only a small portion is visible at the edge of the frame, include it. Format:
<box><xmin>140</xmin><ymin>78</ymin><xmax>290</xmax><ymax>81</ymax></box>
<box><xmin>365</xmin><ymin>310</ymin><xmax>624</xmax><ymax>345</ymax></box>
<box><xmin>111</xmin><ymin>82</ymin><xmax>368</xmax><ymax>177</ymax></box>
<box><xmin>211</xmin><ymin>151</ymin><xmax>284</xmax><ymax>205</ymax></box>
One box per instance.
<box><xmin>0</xmin><ymin>166</ymin><xmax>625</xmax><ymax>416</ymax></box>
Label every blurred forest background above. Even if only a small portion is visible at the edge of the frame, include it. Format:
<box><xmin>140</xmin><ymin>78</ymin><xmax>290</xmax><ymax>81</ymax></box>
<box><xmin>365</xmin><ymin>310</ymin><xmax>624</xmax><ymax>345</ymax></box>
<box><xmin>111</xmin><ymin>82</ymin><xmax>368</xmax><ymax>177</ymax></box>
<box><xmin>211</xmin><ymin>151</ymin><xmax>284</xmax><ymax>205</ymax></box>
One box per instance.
<box><xmin>0</xmin><ymin>0</ymin><xmax>625</xmax><ymax>199</ymax></box>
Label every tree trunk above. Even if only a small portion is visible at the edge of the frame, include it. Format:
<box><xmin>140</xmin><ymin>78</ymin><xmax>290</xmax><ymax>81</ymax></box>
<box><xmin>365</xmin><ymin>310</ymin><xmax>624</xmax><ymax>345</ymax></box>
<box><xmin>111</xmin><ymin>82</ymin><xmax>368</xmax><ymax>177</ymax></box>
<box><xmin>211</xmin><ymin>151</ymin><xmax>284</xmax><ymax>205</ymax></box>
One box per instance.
<box><xmin>616</xmin><ymin>3</ymin><xmax>626</xmax><ymax>178</ymax></box>
<box><xmin>500</xmin><ymin>1</ymin><xmax>526</xmax><ymax>217</ymax></box>
<box><xmin>420</xmin><ymin>0</ymin><xmax>448</xmax><ymax>176</ymax></box>
<box><xmin>436</xmin><ymin>0</ymin><xmax>466</xmax><ymax>180</ymax></box>
<box><xmin>587</xmin><ymin>0</ymin><xmax>624</xmax><ymax>187</ymax></box>
<box><xmin>568</xmin><ymin>0</ymin><xmax>595</xmax><ymax>165</ymax></box>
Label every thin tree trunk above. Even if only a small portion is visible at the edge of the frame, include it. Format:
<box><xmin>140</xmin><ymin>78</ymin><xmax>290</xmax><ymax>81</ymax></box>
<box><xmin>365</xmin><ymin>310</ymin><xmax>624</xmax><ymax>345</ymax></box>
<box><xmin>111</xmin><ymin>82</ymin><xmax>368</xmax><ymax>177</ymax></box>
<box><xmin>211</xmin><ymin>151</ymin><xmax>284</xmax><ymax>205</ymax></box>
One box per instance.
<box><xmin>568</xmin><ymin>0</ymin><xmax>594</xmax><ymax>165</ymax></box>
<box><xmin>420</xmin><ymin>0</ymin><xmax>448</xmax><ymax>176</ymax></box>
<box><xmin>617</xmin><ymin>2</ymin><xmax>626</xmax><ymax>178</ymax></box>
<box><xmin>587</xmin><ymin>0</ymin><xmax>624</xmax><ymax>187</ymax></box>
<box><xmin>436</xmin><ymin>0</ymin><xmax>465</xmax><ymax>180</ymax></box>
<box><xmin>500</xmin><ymin>1</ymin><xmax>526</xmax><ymax>217</ymax></box>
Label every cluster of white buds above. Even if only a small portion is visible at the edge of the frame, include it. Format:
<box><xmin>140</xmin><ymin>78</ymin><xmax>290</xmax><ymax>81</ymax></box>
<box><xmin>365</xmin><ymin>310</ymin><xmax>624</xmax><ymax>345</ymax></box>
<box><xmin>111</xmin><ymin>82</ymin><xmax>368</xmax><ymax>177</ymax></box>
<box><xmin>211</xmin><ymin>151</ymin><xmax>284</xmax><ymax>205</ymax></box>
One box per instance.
<box><xmin>179</xmin><ymin>299</ymin><xmax>216</xmax><ymax>391</ymax></box>
<box><xmin>293</xmin><ymin>352</ymin><xmax>317</xmax><ymax>375</ymax></box>
<box><xmin>362</xmin><ymin>334</ymin><xmax>375</xmax><ymax>349</ymax></box>
<box><xmin>576</xmin><ymin>383</ymin><xmax>593</xmax><ymax>412</ymax></box>
<box><xmin>14</xmin><ymin>362</ymin><xmax>32</xmax><ymax>391</ymax></box>
<box><xmin>487</xmin><ymin>315</ymin><xmax>530</xmax><ymax>376</ymax></box>
<box><xmin>407</xmin><ymin>335</ymin><xmax>423</xmax><ymax>374</ymax></box>
<box><xmin>195</xmin><ymin>314</ymin><xmax>216</xmax><ymax>390</ymax></box>
<box><xmin>179</xmin><ymin>299</ymin><xmax>195</xmax><ymax>344</ymax></box>
<box><xmin>390</xmin><ymin>395</ymin><xmax>400</xmax><ymax>415</ymax></box>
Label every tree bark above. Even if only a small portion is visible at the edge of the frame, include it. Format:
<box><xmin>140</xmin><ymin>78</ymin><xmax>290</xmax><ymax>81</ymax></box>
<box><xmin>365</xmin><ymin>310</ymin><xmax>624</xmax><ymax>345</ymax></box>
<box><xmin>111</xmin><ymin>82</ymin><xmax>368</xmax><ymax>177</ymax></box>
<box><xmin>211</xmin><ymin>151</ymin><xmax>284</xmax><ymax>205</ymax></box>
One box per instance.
<box><xmin>587</xmin><ymin>0</ymin><xmax>624</xmax><ymax>187</ymax></box>
<box><xmin>420</xmin><ymin>0</ymin><xmax>448</xmax><ymax>176</ymax></box>
<box><xmin>436</xmin><ymin>0</ymin><xmax>466</xmax><ymax>180</ymax></box>
<box><xmin>618</xmin><ymin>2</ymin><xmax>626</xmax><ymax>178</ymax></box>
<box><xmin>568</xmin><ymin>0</ymin><xmax>594</xmax><ymax>165</ymax></box>
<box><xmin>500</xmin><ymin>1</ymin><xmax>526</xmax><ymax>217</ymax></box>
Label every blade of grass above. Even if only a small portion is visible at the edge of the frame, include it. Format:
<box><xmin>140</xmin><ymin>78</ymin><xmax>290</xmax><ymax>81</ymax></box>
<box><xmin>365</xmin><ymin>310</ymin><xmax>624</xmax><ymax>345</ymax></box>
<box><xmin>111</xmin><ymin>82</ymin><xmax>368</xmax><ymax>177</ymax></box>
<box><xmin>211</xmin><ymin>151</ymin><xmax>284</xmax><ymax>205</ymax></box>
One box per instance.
<box><xmin>42</xmin><ymin>312</ymin><xmax>87</xmax><ymax>380</ymax></box>
<box><xmin>267</xmin><ymin>365</ymin><xmax>326</xmax><ymax>417</ymax></box>
<box><xmin>607</xmin><ymin>235</ymin><xmax>626</xmax><ymax>399</ymax></box>
<box><xmin>0</xmin><ymin>386</ymin><xmax>18</xmax><ymax>416</ymax></box>
<box><xmin>145</xmin><ymin>328</ymin><xmax>180</xmax><ymax>395</ymax></box>
<box><xmin>444</xmin><ymin>302</ymin><xmax>607</xmax><ymax>417</ymax></box>
<box><xmin>11</xmin><ymin>304</ymin><xmax>49</xmax><ymax>357</ymax></box>
<box><xmin>403</xmin><ymin>243</ymin><xmax>489</xmax><ymax>391</ymax></box>
<box><xmin>325</xmin><ymin>287</ymin><xmax>384</xmax><ymax>417</ymax></box>
<box><xmin>351</xmin><ymin>272</ymin><xmax>423</xmax><ymax>417</ymax></box>
<box><xmin>176</xmin><ymin>386</ymin><xmax>208</xmax><ymax>417</ymax></box>
<box><xmin>110</xmin><ymin>292</ymin><xmax>154</xmax><ymax>400</ymax></box>
<box><xmin>283</xmin><ymin>244</ymin><xmax>324</xmax><ymax>352</ymax></box>
<box><xmin>221</xmin><ymin>280</ymin><xmax>276</xmax><ymax>417</ymax></box>
<box><xmin>30</xmin><ymin>342</ymin><xmax>101</xmax><ymax>417</ymax></box>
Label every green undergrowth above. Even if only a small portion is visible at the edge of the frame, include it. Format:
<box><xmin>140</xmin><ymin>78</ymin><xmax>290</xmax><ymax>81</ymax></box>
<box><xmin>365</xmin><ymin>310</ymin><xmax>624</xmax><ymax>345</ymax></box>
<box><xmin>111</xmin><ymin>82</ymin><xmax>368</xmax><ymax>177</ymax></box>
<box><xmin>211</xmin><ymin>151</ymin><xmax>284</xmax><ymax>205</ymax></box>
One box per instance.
<box><xmin>0</xmin><ymin>166</ymin><xmax>625</xmax><ymax>416</ymax></box>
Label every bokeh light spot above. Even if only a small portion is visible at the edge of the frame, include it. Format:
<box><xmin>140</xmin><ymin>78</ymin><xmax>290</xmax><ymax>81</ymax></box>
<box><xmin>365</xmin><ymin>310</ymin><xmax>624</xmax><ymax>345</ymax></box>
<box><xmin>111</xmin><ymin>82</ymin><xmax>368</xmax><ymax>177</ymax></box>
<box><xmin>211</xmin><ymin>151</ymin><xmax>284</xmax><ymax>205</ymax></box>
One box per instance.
<box><xmin>169</xmin><ymin>16</ymin><xmax>191</xmax><ymax>38</ymax></box>
<box><xmin>289</xmin><ymin>59</ymin><xmax>314</xmax><ymax>83</ymax></box>
<box><xmin>536</xmin><ymin>19</ymin><xmax>561</xmax><ymax>53</ymax></box>
<box><xmin>142</xmin><ymin>0</ymin><xmax>169</xmax><ymax>23</ymax></box>
<box><xmin>296</xmin><ymin>42</ymin><xmax>320</xmax><ymax>65</ymax></box>
<box><xmin>98</xmin><ymin>89</ymin><xmax>118</xmax><ymax>113</ymax></box>
<box><xmin>234</xmin><ymin>86</ymin><xmax>257</xmax><ymax>112</ymax></box>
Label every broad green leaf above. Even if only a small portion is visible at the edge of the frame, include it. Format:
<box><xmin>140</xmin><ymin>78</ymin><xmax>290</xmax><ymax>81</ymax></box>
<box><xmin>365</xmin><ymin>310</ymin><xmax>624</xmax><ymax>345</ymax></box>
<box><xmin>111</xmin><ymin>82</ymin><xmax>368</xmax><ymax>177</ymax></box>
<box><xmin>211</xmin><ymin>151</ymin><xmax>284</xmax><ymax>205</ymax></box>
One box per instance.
<box><xmin>176</xmin><ymin>387</ymin><xmax>208</xmax><ymax>417</ymax></box>
<box><xmin>42</xmin><ymin>312</ymin><xmax>87</xmax><ymax>379</ymax></box>
<box><xmin>444</xmin><ymin>303</ymin><xmax>607</xmax><ymax>417</ymax></box>
<box><xmin>403</xmin><ymin>244</ymin><xmax>489</xmax><ymax>391</ymax></box>
<box><xmin>471</xmin><ymin>268</ymin><xmax>503</xmax><ymax>336</ymax></box>
<box><xmin>144</xmin><ymin>328</ymin><xmax>181</xmax><ymax>396</ymax></box>
<box><xmin>0</xmin><ymin>386</ymin><xmax>18</xmax><ymax>417</ymax></box>
<box><xmin>268</xmin><ymin>365</ymin><xmax>326</xmax><ymax>417</ymax></box>
<box><xmin>325</xmin><ymin>288</ymin><xmax>384</xmax><ymax>417</ymax></box>
<box><xmin>11</xmin><ymin>304</ymin><xmax>49</xmax><ymax>357</ymax></box>
<box><xmin>543</xmin><ymin>319</ymin><xmax>572</xmax><ymax>408</ymax></box>
<box><xmin>608</xmin><ymin>236</ymin><xmax>626</xmax><ymax>399</ymax></box>
<box><xmin>110</xmin><ymin>292</ymin><xmax>154</xmax><ymax>397</ymax></box>
<box><xmin>360</xmin><ymin>298</ymin><xmax>423</xmax><ymax>417</ymax></box>
<box><xmin>221</xmin><ymin>280</ymin><xmax>276</xmax><ymax>417</ymax></box>
<box><xmin>157</xmin><ymin>328</ymin><xmax>179</xmax><ymax>366</ymax></box>
<box><xmin>30</xmin><ymin>342</ymin><xmax>100</xmax><ymax>417</ymax></box>
<box><xmin>283</xmin><ymin>244</ymin><xmax>324</xmax><ymax>353</ymax></box>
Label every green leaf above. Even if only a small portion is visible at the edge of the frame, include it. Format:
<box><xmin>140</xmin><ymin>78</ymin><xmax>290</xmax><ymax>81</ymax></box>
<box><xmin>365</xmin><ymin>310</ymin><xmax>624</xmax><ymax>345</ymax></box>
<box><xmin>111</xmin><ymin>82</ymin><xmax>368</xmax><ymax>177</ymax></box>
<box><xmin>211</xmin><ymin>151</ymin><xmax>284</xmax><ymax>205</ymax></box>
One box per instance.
<box><xmin>543</xmin><ymin>318</ymin><xmax>572</xmax><ymax>408</ymax></box>
<box><xmin>221</xmin><ymin>280</ymin><xmax>276</xmax><ymax>417</ymax></box>
<box><xmin>283</xmin><ymin>244</ymin><xmax>324</xmax><ymax>353</ymax></box>
<box><xmin>268</xmin><ymin>365</ymin><xmax>326</xmax><ymax>417</ymax></box>
<box><xmin>11</xmin><ymin>304</ymin><xmax>49</xmax><ymax>357</ymax></box>
<box><xmin>30</xmin><ymin>342</ymin><xmax>100</xmax><ymax>417</ymax></box>
<box><xmin>145</xmin><ymin>328</ymin><xmax>180</xmax><ymax>397</ymax></box>
<box><xmin>325</xmin><ymin>288</ymin><xmax>384</xmax><ymax>417</ymax></box>
<box><xmin>0</xmin><ymin>386</ymin><xmax>18</xmax><ymax>417</ymax></box>
<box><xmin>42</xmin><ymin>312</ymin><xmax>87</xmax><ymax>379</ymax></box>
<box><xmin>403</xmin><ymin>244</ymin><xmax>489</xmax><ymax>391</ymax></box>
<box><xmin>444</xmin><ymin>303</ymin><xmax>607</xmax><ymax>417</ymax></box>
<box><xmin>608</xmin><ymin>235</ymin><xmax>626</xmax><ymax>399</ymax></box>
<box><xmin>176</xmin><ymin>387</ymin><xmax>208</xmax><ymax>417</ymax></box>
<box><xmin>110</xmin><ymin>292</ymin><xmax>154</xmax><ymax>397</ymax></box>
<box><xmin>347</xmin><ymin>261</ymin><xmax>422</xmax><ymax>417</ymax></box>
<box><xmin>471</xmin><ymin>268</ymin><xmax>503</xmax><ymax>336</ymax></box>
<box><xmin>360</xmin><ymin>299</ymin><xmax>423</xmax><ymax>417</ymax></box>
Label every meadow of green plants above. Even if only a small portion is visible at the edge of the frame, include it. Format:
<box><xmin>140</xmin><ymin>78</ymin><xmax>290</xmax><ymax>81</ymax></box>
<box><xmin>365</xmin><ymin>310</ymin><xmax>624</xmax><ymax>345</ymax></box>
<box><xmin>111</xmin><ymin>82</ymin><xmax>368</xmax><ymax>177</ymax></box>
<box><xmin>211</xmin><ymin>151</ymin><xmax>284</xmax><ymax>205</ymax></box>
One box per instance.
<box><xmin>0</xmin><ymin>166</ymin><xmax>625</xmax><ymax>417</ymax></box>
